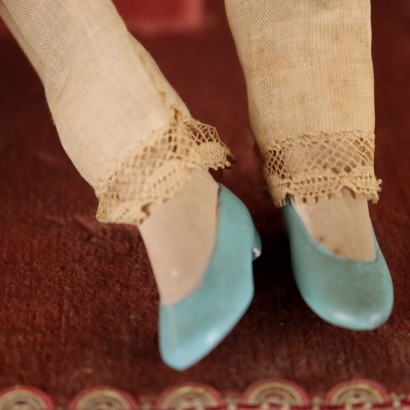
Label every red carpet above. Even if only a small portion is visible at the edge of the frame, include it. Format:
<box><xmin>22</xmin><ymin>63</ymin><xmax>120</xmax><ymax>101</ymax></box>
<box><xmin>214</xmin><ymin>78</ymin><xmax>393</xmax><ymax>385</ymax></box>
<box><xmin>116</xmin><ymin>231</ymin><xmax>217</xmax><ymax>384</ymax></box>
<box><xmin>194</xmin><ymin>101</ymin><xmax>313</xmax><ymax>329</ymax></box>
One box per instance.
<box><xmin>0</xmin><ymin>1</ymin><xmax>409</xmax><ymax>407</ymax></box>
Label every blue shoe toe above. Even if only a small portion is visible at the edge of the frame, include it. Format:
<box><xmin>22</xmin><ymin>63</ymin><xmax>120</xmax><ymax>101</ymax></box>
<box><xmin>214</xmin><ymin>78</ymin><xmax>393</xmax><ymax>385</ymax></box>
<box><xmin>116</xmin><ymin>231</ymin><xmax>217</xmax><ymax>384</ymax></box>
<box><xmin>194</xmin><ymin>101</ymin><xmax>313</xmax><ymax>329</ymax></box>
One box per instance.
<box><xmin>159</xmin><ymin>272</ymin><xmax>254</xmax><ymax>371</ymax></box>
<box><xmin>300</xmin><ymin>263</ymin><xmax>393</xmax><ymax>330</ymax></box>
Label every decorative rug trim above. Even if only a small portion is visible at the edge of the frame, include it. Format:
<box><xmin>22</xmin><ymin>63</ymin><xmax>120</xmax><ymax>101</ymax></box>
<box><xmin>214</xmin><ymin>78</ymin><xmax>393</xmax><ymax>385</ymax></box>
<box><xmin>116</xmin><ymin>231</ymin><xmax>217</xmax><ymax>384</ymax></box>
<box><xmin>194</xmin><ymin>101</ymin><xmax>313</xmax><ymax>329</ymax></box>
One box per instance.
<box><xmin>0</xmin><ymin>379</ymin><xmax>409</xmax><ymax>410</ymax></box>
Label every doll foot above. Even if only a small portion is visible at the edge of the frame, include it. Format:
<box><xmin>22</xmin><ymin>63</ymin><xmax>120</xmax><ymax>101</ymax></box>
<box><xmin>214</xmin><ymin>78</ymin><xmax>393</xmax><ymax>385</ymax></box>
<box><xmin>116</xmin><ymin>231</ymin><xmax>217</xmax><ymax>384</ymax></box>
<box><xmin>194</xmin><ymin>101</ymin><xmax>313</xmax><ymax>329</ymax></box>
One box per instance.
<box><xmin>159</xmin><ymin>185</ymin><xmax>261</xmax><ymax>371</ymax></box>
<box><xmin>139</xmin><ymin>170</ymin><xmax>221</xmax><ymax>305</ymax></box>
<box><xmin>292</xmin><ymin>189</ymin><xmax>375</xmax><ymax>261</ymax></box>
<box><xmin>282</xmin><ymin>191</ymin><xmax>394</xmax><ymax>331</ymax></box>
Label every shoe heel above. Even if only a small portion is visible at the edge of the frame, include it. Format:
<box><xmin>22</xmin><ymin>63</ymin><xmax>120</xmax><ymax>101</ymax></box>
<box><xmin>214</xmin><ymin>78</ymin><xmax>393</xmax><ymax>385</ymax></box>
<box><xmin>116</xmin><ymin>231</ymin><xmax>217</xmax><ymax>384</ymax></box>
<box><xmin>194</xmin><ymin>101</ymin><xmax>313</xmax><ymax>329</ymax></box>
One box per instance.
<box><xmin>252</xmin><ymin>228</ymin><xmax>262</xmax><ymax>261</ymax></box>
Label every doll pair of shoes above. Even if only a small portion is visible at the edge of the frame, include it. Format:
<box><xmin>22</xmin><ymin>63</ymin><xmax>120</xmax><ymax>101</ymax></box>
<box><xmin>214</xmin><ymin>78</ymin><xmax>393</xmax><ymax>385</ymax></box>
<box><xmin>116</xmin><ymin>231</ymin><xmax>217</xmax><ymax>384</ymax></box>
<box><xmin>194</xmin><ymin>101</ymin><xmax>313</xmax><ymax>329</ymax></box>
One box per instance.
<box><xmin>159</xmin><ymin>185</ymin><xmax>393</xmax><ymax>371</ymax></box>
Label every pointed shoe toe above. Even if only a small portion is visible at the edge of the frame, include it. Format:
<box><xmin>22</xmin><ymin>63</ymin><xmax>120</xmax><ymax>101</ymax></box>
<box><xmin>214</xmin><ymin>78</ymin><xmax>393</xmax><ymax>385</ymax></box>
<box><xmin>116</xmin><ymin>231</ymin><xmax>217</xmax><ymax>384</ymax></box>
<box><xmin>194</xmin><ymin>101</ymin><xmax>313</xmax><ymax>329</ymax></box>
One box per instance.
<box><xmin>159</xmin><ymin>185</ymin><xmax>261</xmax><ymax>371</ymax></box>
<box><xmin>300</xmin><ymin>265</ymin><xmax>394</xmax><ymax>331</ymax></box>
<box><xmin>282</xmin><ymin>202</ymin><xmax>394</xmax><ymax>331</ymax></box>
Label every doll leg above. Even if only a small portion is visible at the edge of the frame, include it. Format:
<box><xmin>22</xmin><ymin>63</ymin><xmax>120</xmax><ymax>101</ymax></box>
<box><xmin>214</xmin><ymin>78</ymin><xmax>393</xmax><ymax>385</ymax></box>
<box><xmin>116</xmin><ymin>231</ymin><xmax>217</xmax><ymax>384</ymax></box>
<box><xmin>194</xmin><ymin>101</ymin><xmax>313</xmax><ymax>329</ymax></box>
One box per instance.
<box><xmin>0</xmin><ymin>0</ymin><xmax>233</xmax><ymax>305</ymax></box>
<box><xmin>225</xmin><ymin>0</ymin><xmax>394</xmax><ymax>331</ymax></box>
<box><xmin>225</xmin><ymin>0</ymin><xmax>379</xmax><ymax>261</ymax></box>
<box><xmin>0</xmin><ymin>0</ymin><xmax>262</xmax><ymax>370</ymax></box>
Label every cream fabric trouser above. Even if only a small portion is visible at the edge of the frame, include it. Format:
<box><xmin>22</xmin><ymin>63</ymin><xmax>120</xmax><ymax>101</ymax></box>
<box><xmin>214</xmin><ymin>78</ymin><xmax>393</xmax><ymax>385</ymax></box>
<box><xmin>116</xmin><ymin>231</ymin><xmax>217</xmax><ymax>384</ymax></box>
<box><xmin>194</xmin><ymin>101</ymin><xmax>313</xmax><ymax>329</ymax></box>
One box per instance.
<box><xmin>225</xmin><ymin>0</ymin><xmax>381</xmax><ymax>206</ymax></box>
<box><xmin>0</xmin><ymin>0</ymin><xmax>380</xmax><ymax>225</ymax></box>
<box><xmin>0</xmin><ymin>0</ymin><xmax>233</xmax><ymax>225</ymax></box>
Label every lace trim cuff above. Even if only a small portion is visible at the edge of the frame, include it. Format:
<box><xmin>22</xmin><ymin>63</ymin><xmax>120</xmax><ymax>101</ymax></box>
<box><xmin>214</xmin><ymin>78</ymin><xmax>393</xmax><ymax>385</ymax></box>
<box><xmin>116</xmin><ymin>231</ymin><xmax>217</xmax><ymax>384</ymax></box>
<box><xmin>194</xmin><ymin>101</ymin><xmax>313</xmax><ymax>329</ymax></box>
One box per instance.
<box><xmin>262</xmin><ymin>131</ymin><xmax>382</xmax><ymax>207</ymax></box>
<box><xmin>94</xmin><ymin>110</ymin><xmax>234</xmax><ymax>225</ymax></box>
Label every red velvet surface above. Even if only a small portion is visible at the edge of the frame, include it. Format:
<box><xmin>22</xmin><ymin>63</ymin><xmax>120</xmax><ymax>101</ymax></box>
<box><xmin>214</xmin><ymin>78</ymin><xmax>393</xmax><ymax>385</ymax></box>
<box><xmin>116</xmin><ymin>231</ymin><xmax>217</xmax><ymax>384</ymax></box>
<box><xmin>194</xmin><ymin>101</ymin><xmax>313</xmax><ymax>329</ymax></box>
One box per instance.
<box><xmin>0</xmin><ymin>1</ymin><xmax>409</xmax><ymax>406</ymax></box>
<box><xmin>113</xmin><ymin>0</ymin><xmax>205</xmax><ymax>34</ymax></box>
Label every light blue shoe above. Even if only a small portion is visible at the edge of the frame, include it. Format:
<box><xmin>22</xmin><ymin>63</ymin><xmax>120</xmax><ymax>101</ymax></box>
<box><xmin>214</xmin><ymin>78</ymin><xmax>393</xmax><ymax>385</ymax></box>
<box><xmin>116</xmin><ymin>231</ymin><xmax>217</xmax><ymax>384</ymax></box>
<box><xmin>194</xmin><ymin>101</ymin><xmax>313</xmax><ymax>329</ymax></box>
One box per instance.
<box><xmin>282</xmin><ymin>201</ymin><xmax>394</xmax><ymax>331</ymax></box>
<box><xmin>159</xmin><ymin>184</ymin><xmax>261</xmax><ymax>371</ymax></box>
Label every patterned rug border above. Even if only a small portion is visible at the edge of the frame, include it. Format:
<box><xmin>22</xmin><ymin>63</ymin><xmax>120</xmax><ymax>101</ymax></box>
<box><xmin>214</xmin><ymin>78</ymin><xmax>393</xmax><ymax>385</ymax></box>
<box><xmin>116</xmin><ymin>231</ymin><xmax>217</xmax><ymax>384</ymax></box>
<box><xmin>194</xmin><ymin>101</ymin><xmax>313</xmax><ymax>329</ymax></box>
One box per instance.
<box><xmin>0</xmin><ymin>378</ymin><xmax>409</xmax><ymax>410</ymax></box>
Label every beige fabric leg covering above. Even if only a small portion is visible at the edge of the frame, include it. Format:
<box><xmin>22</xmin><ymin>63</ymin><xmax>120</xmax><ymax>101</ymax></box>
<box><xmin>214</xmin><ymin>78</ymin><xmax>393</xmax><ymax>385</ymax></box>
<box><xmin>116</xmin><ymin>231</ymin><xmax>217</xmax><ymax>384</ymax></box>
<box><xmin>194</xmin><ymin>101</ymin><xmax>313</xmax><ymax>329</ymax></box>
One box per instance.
<box><xmin>0</xmin><ymin>2</ymin><xmax>42</xmax><ymax>75</ymax></box>
<box><xmin>225</xmin><ymin>0</ymin><xmax>381</xmax><ymax>206</ymax></box>
<box><xmin>0</xmin><ymin>0</ymin><xmax>233</xmax><ymax>224</ymax></box>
